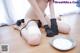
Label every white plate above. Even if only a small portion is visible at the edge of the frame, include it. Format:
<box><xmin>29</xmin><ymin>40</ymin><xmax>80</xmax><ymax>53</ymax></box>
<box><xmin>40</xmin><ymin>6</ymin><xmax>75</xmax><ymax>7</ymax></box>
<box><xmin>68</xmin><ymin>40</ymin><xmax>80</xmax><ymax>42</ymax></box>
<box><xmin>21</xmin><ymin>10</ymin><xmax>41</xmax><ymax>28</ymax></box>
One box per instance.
<box><xmin>49</xmin><ymin>36</ymin><xmax>76</xmax><ymax>51</ymax></box>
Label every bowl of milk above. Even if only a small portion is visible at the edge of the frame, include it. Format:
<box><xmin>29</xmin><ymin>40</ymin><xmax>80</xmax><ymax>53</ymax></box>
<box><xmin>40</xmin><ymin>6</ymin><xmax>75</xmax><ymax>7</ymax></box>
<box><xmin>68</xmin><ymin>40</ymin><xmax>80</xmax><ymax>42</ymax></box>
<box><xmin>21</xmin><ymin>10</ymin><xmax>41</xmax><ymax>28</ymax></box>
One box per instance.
<box><xmin>49</xmin><ymin>35</ymin><xmax>76</xmax><ymax>51</ymax></box>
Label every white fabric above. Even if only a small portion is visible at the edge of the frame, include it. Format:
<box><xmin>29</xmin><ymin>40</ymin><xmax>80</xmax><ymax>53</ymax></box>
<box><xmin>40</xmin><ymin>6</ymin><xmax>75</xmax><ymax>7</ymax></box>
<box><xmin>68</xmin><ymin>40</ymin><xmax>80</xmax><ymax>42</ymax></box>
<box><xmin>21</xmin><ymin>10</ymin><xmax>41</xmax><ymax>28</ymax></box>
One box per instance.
<box><xmin>0</xmin><ymin>0</ymin><xmax>30</xmax><ymax>24</ymax></box>
<box><xmin>0</xmin><ymin>0</ymin><xmax>8</xmax><ymax>24</ymax></box>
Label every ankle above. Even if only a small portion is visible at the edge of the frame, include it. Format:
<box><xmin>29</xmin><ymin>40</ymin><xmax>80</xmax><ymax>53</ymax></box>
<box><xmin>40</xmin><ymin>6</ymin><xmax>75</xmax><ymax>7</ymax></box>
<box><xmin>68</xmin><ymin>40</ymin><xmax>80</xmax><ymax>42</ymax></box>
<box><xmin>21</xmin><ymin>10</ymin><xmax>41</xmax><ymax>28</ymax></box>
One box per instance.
<box><xmin>44</xmin><ymin>25</ymin><xmax>50</xmax><ymax>29</ymax></box>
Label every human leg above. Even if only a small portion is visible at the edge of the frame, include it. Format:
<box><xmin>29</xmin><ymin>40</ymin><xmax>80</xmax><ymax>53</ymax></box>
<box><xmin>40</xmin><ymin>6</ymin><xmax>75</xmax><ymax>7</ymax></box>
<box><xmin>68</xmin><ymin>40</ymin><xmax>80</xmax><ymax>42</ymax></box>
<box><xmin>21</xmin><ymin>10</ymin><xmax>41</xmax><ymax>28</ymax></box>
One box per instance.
<box><xmin>21</xmin><ymin>20</ymin><xmax>41</xmax><ymax>45</ymax></box>
<box><xmin>57</xmin><ymin>21</ymin><xmax>71</xmax><ymax>34</ymax></box>
<box><xmin>14</xmin><ymin>17</ymin><xmax>41</xmax><ymax>46</ymax></box>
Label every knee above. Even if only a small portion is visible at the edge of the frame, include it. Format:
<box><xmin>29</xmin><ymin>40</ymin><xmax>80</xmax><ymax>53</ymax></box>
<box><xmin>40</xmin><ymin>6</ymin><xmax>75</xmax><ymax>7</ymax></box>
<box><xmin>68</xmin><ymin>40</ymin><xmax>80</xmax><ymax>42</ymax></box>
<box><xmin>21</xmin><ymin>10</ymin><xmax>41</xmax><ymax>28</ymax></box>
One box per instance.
<box><xmin>27</xmin><ymin>35</ymin><xmax>41</xmax><ymax>45</ymax></box>
<box><xmin>21</xmin><ymin>21</ymin><xmax>42</xmax><ymax>45</ymax></box>
<box><xmin>62</xmin><ymin>25</ymin><xmax>71</xmax><ymax>34</ymax></box>
<box><xmin>58</xmin><ymin>22</ymin><xmax>71</xmax><ymax>34</ymax></box>
<box><xmin>21</xmin><ymin>28</ymin><xmax>41</xmax><ymax>46</ymax></box>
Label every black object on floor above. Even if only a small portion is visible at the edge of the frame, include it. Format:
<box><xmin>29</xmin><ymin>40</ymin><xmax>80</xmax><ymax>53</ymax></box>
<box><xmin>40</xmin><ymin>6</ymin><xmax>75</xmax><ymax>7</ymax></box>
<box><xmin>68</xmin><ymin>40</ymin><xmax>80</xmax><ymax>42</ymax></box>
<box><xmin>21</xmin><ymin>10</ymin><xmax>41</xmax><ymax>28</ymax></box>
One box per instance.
<box><xmin>51</xmin><ymin>19</ymin><xmax>59</xmax><ymax>35</ymax></box>
<box><xmin>16</xmin><ymin>19</ymin><xmax>24</xmax><ymax>26</ymax></box>
<box><xmin>16</xmin><ymin>20</ymin><xmax>21</xmax><ymax>26</ymax></box>
<box><xmin>21</xmin><ymin>19</ymin><xmax>24</xmax><ymax>23</ymax></box>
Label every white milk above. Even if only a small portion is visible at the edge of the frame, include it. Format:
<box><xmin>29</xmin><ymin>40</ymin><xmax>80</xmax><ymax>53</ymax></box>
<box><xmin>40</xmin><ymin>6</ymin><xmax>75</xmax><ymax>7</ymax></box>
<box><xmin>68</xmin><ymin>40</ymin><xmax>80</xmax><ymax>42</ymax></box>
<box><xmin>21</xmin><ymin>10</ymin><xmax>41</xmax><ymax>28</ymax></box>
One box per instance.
<box><xmin>52</xmin><ymin>38</ymin><xmax>73</xmax><ymax>50</ymax></box>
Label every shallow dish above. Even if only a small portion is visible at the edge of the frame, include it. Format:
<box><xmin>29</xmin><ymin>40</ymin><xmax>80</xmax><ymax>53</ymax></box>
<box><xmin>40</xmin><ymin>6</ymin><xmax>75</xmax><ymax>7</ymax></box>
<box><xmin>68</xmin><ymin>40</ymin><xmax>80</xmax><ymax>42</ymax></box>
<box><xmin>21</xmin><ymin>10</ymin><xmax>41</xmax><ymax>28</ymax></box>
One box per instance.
<box><xmin>49</xmin><ymin>36</ymin><xmax>76</xmax><ymax>51</ymax></box>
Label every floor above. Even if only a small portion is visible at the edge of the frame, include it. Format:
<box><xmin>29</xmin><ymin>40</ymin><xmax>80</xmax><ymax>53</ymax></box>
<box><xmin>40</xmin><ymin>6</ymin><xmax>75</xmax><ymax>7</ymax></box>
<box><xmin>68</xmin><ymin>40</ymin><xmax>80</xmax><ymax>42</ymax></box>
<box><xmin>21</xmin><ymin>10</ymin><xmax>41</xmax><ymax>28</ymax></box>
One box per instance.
<box><xmin>0</xmin><ymin>13</ymin><xmax>80</xmax><ymax>53</ymax></box>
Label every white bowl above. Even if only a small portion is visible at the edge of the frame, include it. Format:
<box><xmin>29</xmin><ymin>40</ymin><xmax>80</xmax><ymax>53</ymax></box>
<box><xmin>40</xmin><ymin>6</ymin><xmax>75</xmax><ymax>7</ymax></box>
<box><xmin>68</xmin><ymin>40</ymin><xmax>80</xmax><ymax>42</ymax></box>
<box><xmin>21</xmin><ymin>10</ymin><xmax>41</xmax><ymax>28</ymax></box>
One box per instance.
<box><xmin>49</xmin><ymin>36</ymin><xmax>76</xmax><ymax>51</ymax></box>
